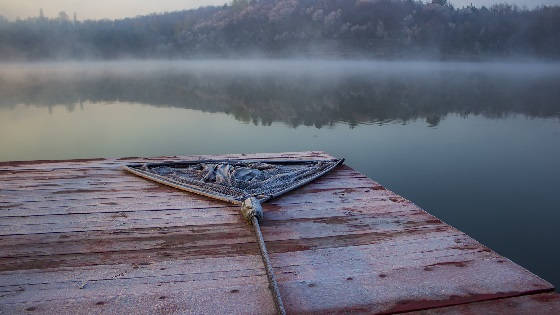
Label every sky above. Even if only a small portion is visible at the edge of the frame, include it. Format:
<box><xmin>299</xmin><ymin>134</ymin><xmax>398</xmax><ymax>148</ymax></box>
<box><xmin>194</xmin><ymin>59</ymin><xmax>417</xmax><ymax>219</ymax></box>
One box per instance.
<box><xmin>0</xmin><ymin>0</ymin><xmax>559</xmax><ymax>20</ymax></box>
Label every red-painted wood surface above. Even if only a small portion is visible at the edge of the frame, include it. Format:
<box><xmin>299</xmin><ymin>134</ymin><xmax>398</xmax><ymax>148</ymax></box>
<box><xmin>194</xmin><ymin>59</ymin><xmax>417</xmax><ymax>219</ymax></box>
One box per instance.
<box><xmin>0</xmin><ymin>152</ymin><xmax>557</xmax><ymax>314</ymax></box>
<box><xmin>408</xmin><ymin>292</ymin><xmax>560</xmax><ymax>314</ymax></box>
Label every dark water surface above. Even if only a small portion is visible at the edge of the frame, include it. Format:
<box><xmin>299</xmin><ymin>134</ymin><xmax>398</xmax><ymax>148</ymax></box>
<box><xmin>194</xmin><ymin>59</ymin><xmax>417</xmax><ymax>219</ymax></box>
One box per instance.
<box><xmin>1</xmin><ymin>60</ymin><xmax>560</xmax><ymax>288</ymax></box>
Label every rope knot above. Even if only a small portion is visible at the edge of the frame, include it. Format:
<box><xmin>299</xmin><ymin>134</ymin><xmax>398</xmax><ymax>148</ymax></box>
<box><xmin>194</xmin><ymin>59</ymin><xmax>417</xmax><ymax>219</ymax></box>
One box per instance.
<box><xmin>241</xmin><ymin>197</ymin><xmax>264</xmax><ymax>223</ymax></box>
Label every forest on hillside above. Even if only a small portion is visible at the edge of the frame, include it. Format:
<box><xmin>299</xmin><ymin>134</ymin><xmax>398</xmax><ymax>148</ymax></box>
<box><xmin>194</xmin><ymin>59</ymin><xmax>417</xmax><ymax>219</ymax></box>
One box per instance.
<box><xmin>0</xmin><ymin>0</ymin><xmax>559</xmax><ymax>60</ymax></box>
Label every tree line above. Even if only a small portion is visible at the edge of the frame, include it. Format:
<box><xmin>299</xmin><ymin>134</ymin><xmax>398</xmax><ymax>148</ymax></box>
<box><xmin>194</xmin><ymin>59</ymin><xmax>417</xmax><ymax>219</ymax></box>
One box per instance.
<box><xmin>0</xmin><ymin>0</ymin><xmax>559</xmax><ymax>60</ymax></box>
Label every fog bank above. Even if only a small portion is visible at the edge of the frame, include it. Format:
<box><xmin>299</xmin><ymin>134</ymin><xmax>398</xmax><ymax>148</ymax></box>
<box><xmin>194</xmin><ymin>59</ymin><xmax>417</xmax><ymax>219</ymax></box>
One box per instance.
<box><xmin>2</xmin><ymin>60</ymin><xmax>559</xmax><ymax>128</ymax></box>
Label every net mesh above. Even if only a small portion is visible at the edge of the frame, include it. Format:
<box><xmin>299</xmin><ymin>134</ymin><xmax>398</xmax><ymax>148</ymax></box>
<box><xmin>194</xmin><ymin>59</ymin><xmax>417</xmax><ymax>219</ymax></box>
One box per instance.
<box><xmin>129</xmin><ymin>159</ymin><xmax>342</xmax><ymax>202</ymax></box>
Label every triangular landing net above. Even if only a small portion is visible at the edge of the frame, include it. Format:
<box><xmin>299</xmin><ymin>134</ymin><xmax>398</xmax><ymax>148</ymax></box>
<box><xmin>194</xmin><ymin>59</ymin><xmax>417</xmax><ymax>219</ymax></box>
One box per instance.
<box><xmin>124</xmin><ymin>157</ymin><xmax>344</xmax><ymax>314</ymax></box>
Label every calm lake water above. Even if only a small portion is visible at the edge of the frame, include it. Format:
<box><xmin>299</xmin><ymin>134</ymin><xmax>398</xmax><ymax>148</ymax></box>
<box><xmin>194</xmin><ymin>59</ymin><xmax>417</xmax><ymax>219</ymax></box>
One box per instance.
<box><xmin>1</xmin><ymin>60</ymin><xmax>560</xmax><ymax>288</ymax></box>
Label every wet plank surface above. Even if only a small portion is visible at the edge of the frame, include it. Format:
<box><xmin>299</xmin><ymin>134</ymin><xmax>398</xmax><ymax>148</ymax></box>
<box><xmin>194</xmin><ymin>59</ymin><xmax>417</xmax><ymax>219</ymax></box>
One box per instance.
<box><xmin>0</xmin><ymin>151</ymin><xmax>556</xmax><ymax>314</ymax></box>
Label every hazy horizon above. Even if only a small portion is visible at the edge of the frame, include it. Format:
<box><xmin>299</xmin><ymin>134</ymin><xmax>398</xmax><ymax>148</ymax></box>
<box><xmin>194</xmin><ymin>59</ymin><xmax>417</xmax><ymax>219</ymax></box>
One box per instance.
<box><xmin>1</xmin><ymin>0</ymin><xmax>559</xmax><ymax>21</ymax></box>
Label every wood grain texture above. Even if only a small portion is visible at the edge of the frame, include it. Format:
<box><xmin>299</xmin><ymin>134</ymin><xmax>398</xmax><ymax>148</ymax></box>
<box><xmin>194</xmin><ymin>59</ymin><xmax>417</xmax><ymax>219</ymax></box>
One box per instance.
<box><xmin>407</xmin><ymin>292</ymin><xmax>560</xmax><ymax>314</ymax></box>
<box><xmin>0</xmin><ymin>151</ymin><xmax>555</xmax><ymax>314</ymax></box>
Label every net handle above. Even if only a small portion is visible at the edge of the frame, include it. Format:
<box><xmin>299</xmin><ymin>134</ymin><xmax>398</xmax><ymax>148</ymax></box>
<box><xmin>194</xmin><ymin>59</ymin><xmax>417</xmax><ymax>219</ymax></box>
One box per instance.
<box><xmin>252</xmin><ymin>215</ymin><xmax>287</xmax><ymax>315</ymax></box>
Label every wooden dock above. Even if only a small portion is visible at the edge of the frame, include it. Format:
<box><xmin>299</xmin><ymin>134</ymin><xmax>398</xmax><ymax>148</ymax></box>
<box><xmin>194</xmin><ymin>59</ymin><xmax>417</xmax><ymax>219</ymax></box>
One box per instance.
<box><xmin>1</xmin><ymin>151</ymin><xmax>558</xmax><ymax>314</ymax></box>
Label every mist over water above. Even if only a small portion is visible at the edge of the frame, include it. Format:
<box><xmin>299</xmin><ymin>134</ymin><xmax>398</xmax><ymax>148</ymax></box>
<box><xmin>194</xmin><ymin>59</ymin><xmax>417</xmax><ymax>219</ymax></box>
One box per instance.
<box><xmin>1</xmin><ymin>59</ymin><xmax>560</xmax><ymax>289</ymax></box>
<box><xmin>2</xmin><ymin>60</ymin><xmax>560</xmax><ymax>126</ymax></box>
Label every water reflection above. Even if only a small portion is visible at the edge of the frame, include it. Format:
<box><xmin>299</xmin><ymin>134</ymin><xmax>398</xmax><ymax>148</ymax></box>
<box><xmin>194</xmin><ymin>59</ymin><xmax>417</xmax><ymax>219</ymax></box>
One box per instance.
<box><xmin>1</xmin><ymin>60</ymin><xmax>559</xmax><ymax>127</ymax></box>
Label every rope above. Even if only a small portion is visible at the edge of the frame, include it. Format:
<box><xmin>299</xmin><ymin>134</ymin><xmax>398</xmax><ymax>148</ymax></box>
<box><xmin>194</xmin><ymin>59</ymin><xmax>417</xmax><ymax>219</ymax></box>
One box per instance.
<box><xmin>251</xmin><ymin>216</ymin><xmax>287</xmax><ymax>315</ymax></box>
<box><xmin>123</xmin><ymin>158</ymin><xmax>346</xmax><ymax>315</ymax></box>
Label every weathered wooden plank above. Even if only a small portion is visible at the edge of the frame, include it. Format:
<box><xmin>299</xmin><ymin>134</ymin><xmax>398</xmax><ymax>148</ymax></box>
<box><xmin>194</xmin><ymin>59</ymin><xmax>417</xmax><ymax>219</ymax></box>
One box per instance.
<box><xmin>1</xmin><ymin>281</ymin><xmax>276</xmax><ymax>315</ymax></box>
<box><xmin>0</xmin><ymin>183</ymin><xmax>386</xmax><ymax>218</ymax></box>
<box><xmin>406</xmin><ymin>292</ymin><xmax>560</xmax><ymax>314</ymax></box>
<box><xmin>0</xmin><ymin>169</ymin><xmax>366</xmax><ymax>193</ymax></box>
<box><xmin>0</xmin><ymin>186</ymin><xmax>386</xmax><ymax>220</ymax></box>
<box><xmin>0</xmin><ymin>151</ymin><xmax>332</xmax><ymax>171</ymax></box>
<box><xmin>0</xmin><ymin>151</ymin><xmax>554</xmax><ymax>314</ymax></box>
<box><xmin>0</xmin><ymin>201</ymin><xmax>420</xmax><ymax>235</ymax></box>
<box><xmin>0</xmin><ymin>233</ymin><xmax>473</xmax><ymax>286</ymax></box>
<box><xmin>0</xmin><ymin>209</ymin><xmax>441</xmax><ymax>250</ymax></box>
<box><xmin>0</xmin><ymin>243</ymin><xmax>533</xmax><ymax>309</ymax></box>
<box><xmin>0</xmin><ymin>171</ymin><xmax>370</xmax><ymax>204</ymax></box>
<box><xmin>0</xmin><ymin>225</ymin><xmax>457</xmax><ymax>272</ymax></box>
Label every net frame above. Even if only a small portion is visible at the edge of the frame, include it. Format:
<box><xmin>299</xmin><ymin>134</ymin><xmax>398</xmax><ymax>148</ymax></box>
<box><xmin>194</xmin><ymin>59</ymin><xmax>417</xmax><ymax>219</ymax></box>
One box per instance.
<box><xmin>123</xmin><ymin>158</ymin><xmax>344</xmax><ymax>205</ymax></box>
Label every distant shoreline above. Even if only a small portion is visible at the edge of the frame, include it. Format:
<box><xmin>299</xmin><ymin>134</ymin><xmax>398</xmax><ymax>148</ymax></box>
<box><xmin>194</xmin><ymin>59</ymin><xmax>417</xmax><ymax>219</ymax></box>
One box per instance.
<box><xmin>1</xmin><ymin>0</ymin><xmax>559</xmax><ymax>61</ymax></box>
